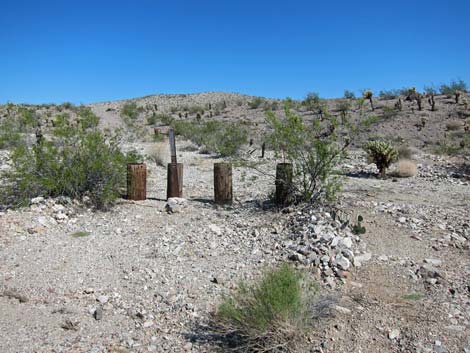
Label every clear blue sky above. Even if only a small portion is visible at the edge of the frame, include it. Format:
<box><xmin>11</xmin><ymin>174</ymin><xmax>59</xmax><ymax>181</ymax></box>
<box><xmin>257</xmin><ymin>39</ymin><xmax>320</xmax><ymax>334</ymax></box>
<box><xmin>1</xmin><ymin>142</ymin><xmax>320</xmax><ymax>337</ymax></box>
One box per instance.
<box><xmin>1</xmin><ymin>0</ymin><xmax>469</xmax><ymax>104</ymax></box>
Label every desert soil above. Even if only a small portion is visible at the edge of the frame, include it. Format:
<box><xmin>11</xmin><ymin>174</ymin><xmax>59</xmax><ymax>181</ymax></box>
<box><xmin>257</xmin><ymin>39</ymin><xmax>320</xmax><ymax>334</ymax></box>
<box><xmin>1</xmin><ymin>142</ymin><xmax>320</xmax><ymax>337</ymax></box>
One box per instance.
<box><xmin>0</xmin><ymin>143</ymin><xmax>469</xmax><ymax>353</ymax></box>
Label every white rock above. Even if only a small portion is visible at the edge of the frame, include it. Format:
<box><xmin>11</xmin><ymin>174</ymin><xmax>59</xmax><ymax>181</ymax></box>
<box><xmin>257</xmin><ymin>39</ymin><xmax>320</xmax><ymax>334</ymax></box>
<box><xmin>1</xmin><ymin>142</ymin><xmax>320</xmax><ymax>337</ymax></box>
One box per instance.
<box><xmin>208</xmin><ymin>224</ymin><xmax>222</xmax><ymax>236</ymax></box>
<box><xmin>389</xmin><ymin>329</ymin><xmax>400</xmax><ymax>340</ymax></box>
<box><xmin>339</xmin><ymin>237</ymin><xmax>353</xmax><ymax>249</ymax></box>
<box><xmin>31</xmin><ymin>197</ymin><xmax>45</xmax><ymax>204</ymax></box>
<box><xmin>97</xmin><ymin>295</ymin><xmax>109</xmax><ymax>304</ymax></box>
<box><xmin>333</xmin><ymin>305</ymin><xmax>351</xmax><ymax>314</ymax></box>
<box><xmin>355</xmin><ymin>252</ymin><xmax>372</xmax><ymax>263</ymax></box>
<box><xmin>424</xmin><ymin>258</ymin><xmax>442</xmax><ymax>267</ymax></box>
<box><xmin>333</xmin><ymin>254</ymin><xmax>350</xmax><ymax>270</ymax></box>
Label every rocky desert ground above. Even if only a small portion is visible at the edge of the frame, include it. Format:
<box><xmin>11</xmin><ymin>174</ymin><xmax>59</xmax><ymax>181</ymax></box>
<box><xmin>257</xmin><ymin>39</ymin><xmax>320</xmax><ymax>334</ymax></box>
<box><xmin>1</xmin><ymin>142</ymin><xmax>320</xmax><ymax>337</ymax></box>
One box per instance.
<box><xmin>0</xmin><ymin>91</ymin><xmax>469</xmax><ymax>353</ymax></box>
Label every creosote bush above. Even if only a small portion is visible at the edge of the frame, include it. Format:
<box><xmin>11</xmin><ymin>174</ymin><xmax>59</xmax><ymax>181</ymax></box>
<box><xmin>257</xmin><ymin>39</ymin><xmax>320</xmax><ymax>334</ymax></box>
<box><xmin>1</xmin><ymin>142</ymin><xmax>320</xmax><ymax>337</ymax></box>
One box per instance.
<box><xmin>172</xmin><ymin>120</ymin><xmax>248</xmax><ymax>157</ymax></box>
<box><xmin>364</xmin><ymin>140</ymin><xmax>398</xmax><ymax>178</ymax></box>
<box><xmin>213</xmin><ymin>264</ymin><xmax>317</xmax><ymax>353</ymax></box>
<box><xmin>0</xmin><ymin>115</ymin><xmax>140</xmax><ymax>210</ymax></box>
<box><xmin>265</xmin><ymin>105</ymin><xmax>349</xmax><ymax>202</ymax></box>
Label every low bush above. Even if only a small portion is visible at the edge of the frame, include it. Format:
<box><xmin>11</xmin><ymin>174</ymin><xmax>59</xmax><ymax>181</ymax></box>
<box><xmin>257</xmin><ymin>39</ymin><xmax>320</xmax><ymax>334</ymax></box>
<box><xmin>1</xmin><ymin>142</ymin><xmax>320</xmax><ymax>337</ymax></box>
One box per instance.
<box><xmin>364</xmin><ymin>140</ymin><xmax>398</xmax><ymax>178</ymax></box>
<box><xmin>172</xmin><ymin>120</ymin><xmax>248</xmax><ymax>157</ymax></box>
<box><xmin>343</xmin><ymin>90</ymin><xmax>356</xmax><ymax>99</ymax></box>
<box><xmin>121</xmin><ymin>102</ymin><xmax>143</xmax><ymax>120</ymax></box>
<box><xmin>396</xmin><ymin>159</ymin><xmax>417</xmax><ymax>177</ymax></box>
<box><xmin>362</xmin><ymin>115</ymin><xmax>380</xmax><ymax>127</ymax></box>
<box><xmin>248</xmin><ymin>97</ymin><xmax>265</xmax><ymax>109</ymax></box>
<box><xmin>0</xmin><ymin>116</ymin><xmax>141</xmax><ymax>210</ymax></box>
<box><xmin>146</xmin><ymin>141</ymin><xmax>169</xmax><ymax>167</ymax></box>
<box><xmin>213</xmin><ymin>264</ymin><xmax>317</xmax><ymax>353</ymax></box>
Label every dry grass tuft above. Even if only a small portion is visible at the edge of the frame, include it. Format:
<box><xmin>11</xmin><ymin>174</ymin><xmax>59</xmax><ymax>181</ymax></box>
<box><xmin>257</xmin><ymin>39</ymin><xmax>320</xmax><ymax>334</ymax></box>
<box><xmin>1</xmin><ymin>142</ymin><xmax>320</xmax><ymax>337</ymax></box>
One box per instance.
<box><xmin>146</xmin><ymin>142</ymin><xmax>169</xmax><ymax>167</ymax></box>
<box><xmin>396</xmin><ymin>159</ymin><xmax>417</xmax><ymax>177</ymax></box>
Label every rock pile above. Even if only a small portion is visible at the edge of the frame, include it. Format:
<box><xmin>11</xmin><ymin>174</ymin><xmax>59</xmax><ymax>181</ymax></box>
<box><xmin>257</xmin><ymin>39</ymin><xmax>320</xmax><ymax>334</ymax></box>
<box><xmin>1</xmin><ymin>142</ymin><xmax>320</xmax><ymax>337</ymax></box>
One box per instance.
<box><xmin>283</xmin><ymin>206</ymin><xmax>370</xmax><ymax>285</ymax></box>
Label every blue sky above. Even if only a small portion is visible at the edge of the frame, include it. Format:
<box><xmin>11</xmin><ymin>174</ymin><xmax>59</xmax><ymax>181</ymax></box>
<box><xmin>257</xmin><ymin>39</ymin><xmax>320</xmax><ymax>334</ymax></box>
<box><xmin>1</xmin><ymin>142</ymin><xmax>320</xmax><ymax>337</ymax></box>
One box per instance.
<box><xmin>1</xmin><ymin>0</ymin><xmax>469</xmax><ymax>104</ymax></box>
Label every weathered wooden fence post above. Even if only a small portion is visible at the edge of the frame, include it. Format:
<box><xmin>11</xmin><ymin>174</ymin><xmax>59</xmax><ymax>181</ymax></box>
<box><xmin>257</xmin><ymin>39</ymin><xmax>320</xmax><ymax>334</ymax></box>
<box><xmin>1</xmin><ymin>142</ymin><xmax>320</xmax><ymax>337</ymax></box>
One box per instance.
<box><xmin>275</xmin><ymin>162</ymin><xmax>293</xmax><ymax>205</ymax></box>
<box><xmin>166</xmin><ymin>129</ymin><xmax>183</xmax><ymax>199</ymax></box>
<box><xmin>214</xmin><ymin>163</ymin><xmax>232</xmax><ymax>204</ymax></box>
<box><xmin>127</xmin><ymin>163</ymin><xmax>147</xmax><ymax>200</ymax></box>
<box><xmin>261</xmin><ymin>142</ymin><xmax>266</xmax><ymax>158</ymax></box>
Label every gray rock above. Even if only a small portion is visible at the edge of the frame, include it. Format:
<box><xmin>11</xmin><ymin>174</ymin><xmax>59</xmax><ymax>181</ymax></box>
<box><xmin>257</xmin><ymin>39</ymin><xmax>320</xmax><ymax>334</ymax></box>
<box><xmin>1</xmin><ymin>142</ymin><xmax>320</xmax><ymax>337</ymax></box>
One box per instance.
<box><xmin>93</xmin><ymin>306</ymin><xmax>103</xmax><ymax>320</ymax></box>
<box><xmin>388</xmin><ymin>328</ymin><xmax>400</xmax><ymax>340</ymax></box>
<box><xmin>97</xmin><ymin>295</ymin><xmax>109</xmax><ymax>304</ymax></box>
<box><xmin>333</xmin><ymin>254</ymin><xmax>350</xmax><ymax>270</ymax></box>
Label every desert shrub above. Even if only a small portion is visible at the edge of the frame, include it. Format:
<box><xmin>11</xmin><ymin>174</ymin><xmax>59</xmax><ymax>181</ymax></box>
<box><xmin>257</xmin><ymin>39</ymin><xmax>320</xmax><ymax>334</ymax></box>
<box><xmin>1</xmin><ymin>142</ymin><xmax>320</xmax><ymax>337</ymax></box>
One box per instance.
<box><xmin>18</xmin><ymin>108</ymin><xmax>38</xmax><ymax>129</ymax></box>
<box><xmin>396</xmin><ymin>159</ymin><xmax>417</xmax><ymax>177</ymax></box>
<box><xmin>213</xmin><ymin>264</ymin><xmax>317</xmax><ymax>353</ymax></box>
<box><xmin>336</xmin><ymin>100</ymin><xmax>351</xmax><ymax>114</ymax></box>
<box><xmin>0</xmin><ymin>118</ymin><xmax>140</xmax><ymax>210</ymax></box>
<box><xmin>146</xmin><ymin>113</ymin><xmax>158</xmax><ymax>126</ymax></box>
<box><xmin>156</xmin><ymin>113</ymin><xmax>174</xmax><ymax>125</ymax></box>
<box><xmin>382</xmin><ymin>106</ymin><xmax>399</xmax><ymax>119</ymax></box>
<box><xmin>77</xmin><ymin>107</ymin><xmax>99</xmax><ymax>129</ymax></box>
<box><xmin>362</xmin><ymin>115</ymin><xmax>380</xmax><ymax>127</ymax></box>
<box><xmin>440</xmin><ymin>79</ymin><xmax>467</xmax><ymax>95</ymax></box>
<box><xmin>0</xmin><ymin>120</ymin><xmax>23</xmax><ymax>149</ymax></box>
<box><xmin>248</xmin><ymin>97</ymin><xmax>265</xmax><ymax>109</ymax></box>
<box><xmin>172</xmin><ymin>120</ymin><xmax>248</xmax><ymax>157</ymax></box>
<box><xmin>446</xmin><ymin>121</ymin><xmax>462</xmax><ymax>131</ymax></box>
<box><xmin>423</xmin><ymin>85</ymin><xmax>438</xmax><ymax>96</ymax></box>
<box><xmin>364</xmin><ymin>140</ymin><xmax>398</xmax><ymax>178</ymax></box>
<box><xmin>265</xmin><ymin>106</ymin><xmax>349</xmax><ymax>202</ymax></box>
<box><xmin>146</xmin><ymin>142</ymin><xmax>169</xmax><ymax>167</ymax></box>
<box><xmin>343</xmin><ymin>90</ymin><xmax>356</xmax><ymax>99</ymax></box>
<box><xmin>379</xmin><ymin>89</ymin><xmax>401</xmax><ymax>100</ymax></box>
<box><xmin>302</xmin><ymin>92</ymin><xmax>323</xmax><ymax>113</ymax></box>
<box><xmin>121</xmin><ymin>102</ymin><xmax>142</xmax><ymax>120</ymax></box>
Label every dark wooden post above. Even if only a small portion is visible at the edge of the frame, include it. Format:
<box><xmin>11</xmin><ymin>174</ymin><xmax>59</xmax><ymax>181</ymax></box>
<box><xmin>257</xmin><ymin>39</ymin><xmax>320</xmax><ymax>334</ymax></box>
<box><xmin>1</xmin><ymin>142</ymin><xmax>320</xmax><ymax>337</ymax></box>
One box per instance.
<box><xmin>261</xmin><ymin>142</ymin><xmax>266</xmax><ymax>158</ymax></box>
<box><xmin>275</xmin><ymin>163</ymin><xmax>293</xmax><ymax>205</ymax></box>
<box><xmin>214</xmin><ymin>163</ymin><xmax>232</xmax><ymax>204</ymax></box>
<box><xmin>127</xmin><ymin>163</ymin><xmax>147</xmax><ymax>200</ymax></box>
<box><xmin>167</xmin><ymin>163</ymin><xmax>183</xmax><ymax>199</ymax></box>
<box><xmin>166</xmin><ymin>128</ymin><xmax>183</xmax><ymax>199</ymax></box>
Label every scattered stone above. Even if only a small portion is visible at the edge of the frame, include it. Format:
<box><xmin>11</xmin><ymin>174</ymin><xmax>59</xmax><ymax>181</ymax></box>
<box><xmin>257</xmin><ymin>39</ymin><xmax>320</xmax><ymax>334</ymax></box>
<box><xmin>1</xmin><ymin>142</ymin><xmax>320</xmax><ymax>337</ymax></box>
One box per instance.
<box><xmin>97</xmin><ymin>295</ymin><xmax>109</xmax><ymax>304</ymax></box>
<box><xmin>93</xmin><ymin>306</ymin><xmax>103</xmax><ymax>320</ymax></box>
<box><xmin>388</xmin><ymin>329</ymin><xmax>400</xmax><ymax>340</ymax></box>
<box><xmin>1</xmin><ymin>289</ymin><xmax>29</xmax><ymax>303</ymax></box>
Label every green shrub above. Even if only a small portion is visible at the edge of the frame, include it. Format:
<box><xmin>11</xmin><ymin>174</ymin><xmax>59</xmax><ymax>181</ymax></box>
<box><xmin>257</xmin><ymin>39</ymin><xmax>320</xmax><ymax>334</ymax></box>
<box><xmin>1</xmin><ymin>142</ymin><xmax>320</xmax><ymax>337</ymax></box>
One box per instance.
<box><xmin>214</xmin><ymin>264</ymin><xmax>317</xmax><ymax>353</ymax></box>
<box><xmin>266</xmin><ymin>106</ymin><xmax>349</xmax><ymax>202</ymax></box>
<box><xmin>0</xmin><ymin>118</ymin><xmax>140</xmax><ymax>210</ymax></box>
<box><xmin>77</xmin><ymin>107</ymin><xmax>99</xmax><ymax>129</ymax></box>
<box><xmin>121</xmin><ymin>102</ymin><xmax>142</xmax><ymax>120</ymax></box>
<box><xmin>248</xmin><ymin>97</ymin><xmax>265</xmax><ymax>109</ymax></box>
<box><xmin>381</xmin><ymin>106</ymin><xmax>399</xmax><ymax>119</ymax></box>
<box><xmin>364</xmin><ymin>140</ymin><xmax>398</xmax><ymax>178</ymax></box>
<box><xmin>0</xmin><ymin>119</ymin><xmax>23</xmax><ymax>149</ymax></box>
<box><xmin>343</xmin><ymin>90</ymin><xmax>356</xmax><ymax>99</ymax></box>
<box><xmin>361</xmin><ymin>115</ymin><xmax>380</xmax><ymax>128</ymax></box>
<box><xmin>440</xmin><ymin>79</ymin><xmax>467</xmax><ymax>95</ymax></box>
<box><xmin>147</xmin><ymin>113</ymin><xmax>158</xmax><ymax>126</ymax></box>
<box><xmin>378</xmin><ymin>89</ymin><xmax>401</xmax><ymax>100</ymax></box>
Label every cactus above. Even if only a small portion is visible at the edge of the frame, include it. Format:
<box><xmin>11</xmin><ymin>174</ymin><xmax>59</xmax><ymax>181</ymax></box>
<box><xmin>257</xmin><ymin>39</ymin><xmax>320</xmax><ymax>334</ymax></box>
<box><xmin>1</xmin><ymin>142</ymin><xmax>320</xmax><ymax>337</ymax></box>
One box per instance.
<box><xmin>428</xmin><ymin>94</ymin><xmax>436</xmax><ymax>111</ymax></box>
<box><xmin>455</xmin><ymin>90</ymin><xmax>461</xmax><ymax>104</ymax></box>
<box><xmin>363</xmin><ymin>90</ymin><xmax>374</xmax><ymax>110</ymax></box>
<box><xmin>364</xmin><ymin>140</ymin><xmax>398</xmax><ymax>178</ymax></box>
<box><xmin>395</xmin><ymin>98</ymin><xmax>403</xmax><ymax>111</ymax></box>
<box><xmin>352</xmin><ymin>215</ymin><xmax>366</xmax><ymax>235</ymax></box>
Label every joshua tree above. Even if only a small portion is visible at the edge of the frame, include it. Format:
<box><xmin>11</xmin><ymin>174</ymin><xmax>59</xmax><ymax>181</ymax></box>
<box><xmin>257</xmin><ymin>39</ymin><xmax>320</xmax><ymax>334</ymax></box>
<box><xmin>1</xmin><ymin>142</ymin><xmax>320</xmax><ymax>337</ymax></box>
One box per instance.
<box><xmin>455</xmin><ymin>90</ymin><xmax>461</xmax><ymax>104</ymax></box>
<box><xmin>363</xmin><ymin>90</ymin><xmax>374</xmax><ymax>110</ymax></box>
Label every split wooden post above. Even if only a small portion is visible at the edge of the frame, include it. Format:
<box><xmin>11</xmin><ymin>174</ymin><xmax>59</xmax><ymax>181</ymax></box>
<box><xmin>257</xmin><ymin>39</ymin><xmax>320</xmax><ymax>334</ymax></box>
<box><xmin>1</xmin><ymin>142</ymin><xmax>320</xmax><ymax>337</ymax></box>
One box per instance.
<box><xmin>127</xmin><ymin>163</ymin><xmax>147</xmax><ymax>200</ymax></box>
<box><xmin>166</xmin><ymin>163</ymin><xmax>183</xmax><ymax>198</ymax></box>
<box><xmin>214</xmin><ymin>163</ymin><xmax>232</xmax><ymax>204</ymax></box>
<box><xmin>275</xmin><ymin>162</ymin><xmax>293</xmax><ymax>205</ymax></box>
<box><xmin>166</xmin><ymin>128</ymin><xmax>183</xmax><ymax>199</ymax></box>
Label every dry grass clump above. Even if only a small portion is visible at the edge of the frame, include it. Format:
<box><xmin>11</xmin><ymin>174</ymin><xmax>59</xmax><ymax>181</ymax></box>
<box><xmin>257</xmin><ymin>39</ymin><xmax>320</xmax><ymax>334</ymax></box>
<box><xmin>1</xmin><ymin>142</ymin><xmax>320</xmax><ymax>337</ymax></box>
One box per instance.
<box><xmin>446</xmin><ymin>121</ymin><xmax>462</xmax><ymax>131</ymax></box>
<box><xmin>396</xmin><ymin>159</ymin><xmax>417</xmax><ymax>177</ymax></box>
<box><xmin>146</xmin><ymin>142</ymin><xmax>169</xmax><ymax>167</ymax></box>
<box><xmin>210</xmin><ymin>264</ymin><xmax>318</xmax><ymax>353</ymax></box>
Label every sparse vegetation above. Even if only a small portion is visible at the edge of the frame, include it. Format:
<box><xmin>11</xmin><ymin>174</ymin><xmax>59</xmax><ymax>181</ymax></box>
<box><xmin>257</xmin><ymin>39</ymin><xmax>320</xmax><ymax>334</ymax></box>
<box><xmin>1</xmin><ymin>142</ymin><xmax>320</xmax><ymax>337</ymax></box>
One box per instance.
<box><xmin>121</xmin><ymin>102</ymin><xmax>143</xmax><ymax>120</ymax></box>
<box><xmin>439</xmin><ymin>79</ymin><xmax>467</xmax><ymax>96</ymax></box>
<box><xmin>363</xmin><ymin>90</ymin><xmax>374</xmax><ymax>110</ymax></box>
<box><xmin>364</xmin><ymin>140</ymin><xmax>398</xmax><ymax>178</ymax></box>
<box><xmin>396</xmin><ymin>159</ymin><xmax>417</xmax><ymax>177</ymax></box>
<box><xmin>213</xmin><ymin>264</ymin><xmax>317</xmax><ymax>353</ymax></box>
<box><xmin>343</xmin><ymin>90</ymin><xmax>356</xmax><ymax>99</ymax></box>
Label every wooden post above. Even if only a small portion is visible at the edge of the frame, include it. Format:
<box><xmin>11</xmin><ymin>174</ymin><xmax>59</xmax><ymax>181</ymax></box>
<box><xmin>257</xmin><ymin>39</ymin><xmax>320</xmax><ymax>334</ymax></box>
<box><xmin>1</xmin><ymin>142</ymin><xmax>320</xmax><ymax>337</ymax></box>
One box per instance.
<box><xmin>167</xmin><ymin>163</ymin><xmax>183</xmax><ymax>199</ymax></box>
<box><xmin>261</xmin><ymin>142</ymin><xmax>266</xmax><ymax>158</ymax></box>
<box><xmin>275</xmin><ymin>163</ymin><xmax>293</xmax><ymax>205</ymax></box>
<box><xmin>127</xmin><ymin>163</ymin><xmax>147</xmax><ymax>201</ymax></box>
<box><xmin>214</xmin><ymin>163</ymin><xmax>232</xmax><ymax>205</ymax></box>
